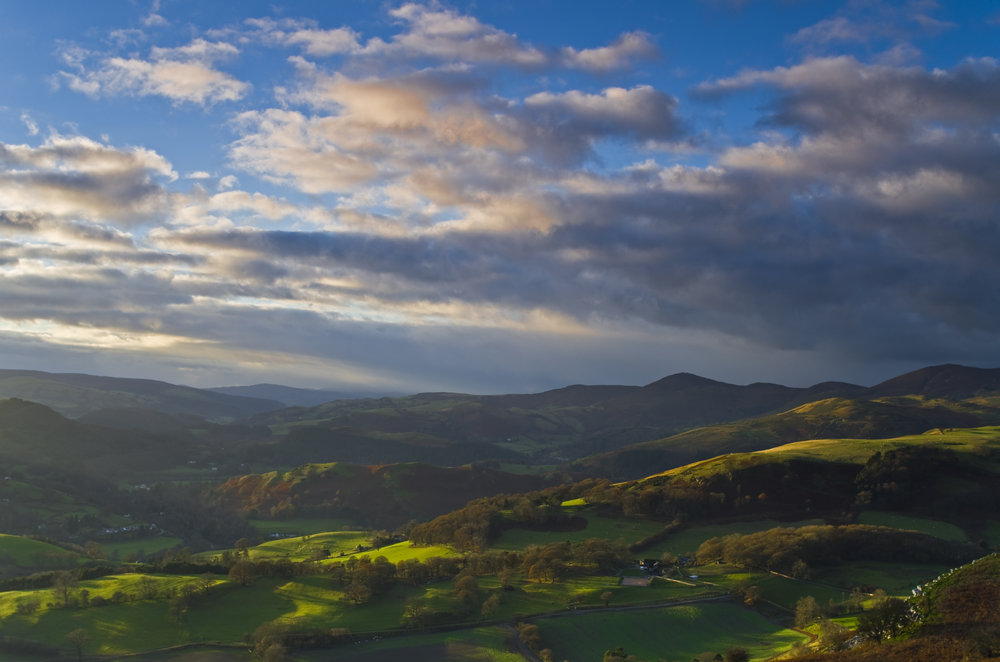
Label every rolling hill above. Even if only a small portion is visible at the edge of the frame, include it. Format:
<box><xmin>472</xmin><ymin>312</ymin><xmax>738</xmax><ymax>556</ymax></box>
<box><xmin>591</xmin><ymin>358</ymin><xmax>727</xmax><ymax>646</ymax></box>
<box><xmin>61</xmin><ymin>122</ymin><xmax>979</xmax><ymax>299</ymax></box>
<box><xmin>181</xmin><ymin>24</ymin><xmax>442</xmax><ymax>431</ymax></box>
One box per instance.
<box><xmin>576</xmin><ymin>394</ymin><xmax>1000</xmax><ymax>479</ymax></box>
<box><xmin>245</xmin><ymin>374</ymin><xmax>869</xmax><ymax>466</ymax></box>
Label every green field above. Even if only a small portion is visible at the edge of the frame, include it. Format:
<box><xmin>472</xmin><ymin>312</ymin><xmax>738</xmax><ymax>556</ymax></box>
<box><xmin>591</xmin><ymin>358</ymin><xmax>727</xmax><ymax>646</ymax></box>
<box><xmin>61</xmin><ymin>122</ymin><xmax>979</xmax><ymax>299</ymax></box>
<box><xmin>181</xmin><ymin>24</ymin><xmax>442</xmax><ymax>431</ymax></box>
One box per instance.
<box><xmin>536</xmin><ymin>601</ymin><xmax>806</xmax><ymax>662</ymax></box>
<box><xmin>250</xmin><ymin>531</ymin><xmax>372</xmax><ymax>561</ymax></box>
<box><xmin>297</xmin><ymin>626</ymin><xmax>523</xmax><ymax>661</ymax></box>
<box><xmin>0</xmin><ymin>533</ymin><xmax>86</xmax><ymax>569</ymax></box>
<box><xmin>856</xmin><ymin>511</ymin><xmax>968</xmax><ymax>542</ymax></box>
<box><xmin>100</xmin><ymin>536</ymin><xmax>185</xmax><ymax>560</ymax></box>
<box><xmin>813</xmin><ymin>560</ymin><xmax>952</xmax><ymax>596</ymax></box>
<box><xmin>249</xmin><ymin>518</ymin><xmax>365</xmax><ymax>536</ymax></box>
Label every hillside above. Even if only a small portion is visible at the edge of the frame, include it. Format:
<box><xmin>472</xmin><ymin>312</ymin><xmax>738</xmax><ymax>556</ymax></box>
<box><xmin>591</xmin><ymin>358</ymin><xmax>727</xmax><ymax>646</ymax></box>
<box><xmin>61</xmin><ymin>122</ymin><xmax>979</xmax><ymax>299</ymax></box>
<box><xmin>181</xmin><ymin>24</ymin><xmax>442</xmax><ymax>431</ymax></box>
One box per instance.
<box><xmin>0</xmin><ymin>369</ymin><xmax>283</xmax><ymax>421</ymax></box>
<box><xmin>247</xmin><ymin>375</ymin><xmax>867</xmax><ymax>465</ymax></box>
<box><xmin>0</xmin><ymin>398</ymin><xmax>192</xmax><ymax>473</ymax></box>
<box><xmin>577</xmin><ymin>395</ymin><xmax>1000</xmax><ymax>479</ymax></box>
<box><xmin>208</xmin><ymin>383</ymin><xmax>401</xmax><ymax>407</ymax></box>
<box><xmin>795</xmin><ymin>553</ymin><xmax>1000</xmax><ymax>661</ymax></box>
<box><xmin>209</xmin><ymin>461</ymin><xmax>561</xmax><ymax>528</ymax></box>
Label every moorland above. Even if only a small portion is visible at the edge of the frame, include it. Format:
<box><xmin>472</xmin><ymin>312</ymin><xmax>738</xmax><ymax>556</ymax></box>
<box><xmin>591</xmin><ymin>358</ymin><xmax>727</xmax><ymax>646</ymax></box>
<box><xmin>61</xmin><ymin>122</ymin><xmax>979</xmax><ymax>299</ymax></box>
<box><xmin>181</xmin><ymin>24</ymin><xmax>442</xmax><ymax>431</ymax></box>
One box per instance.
<box><xmin>2</xmin><ymin>364</ymin><xmax>1000</xmax><ymax>661</ymax></box>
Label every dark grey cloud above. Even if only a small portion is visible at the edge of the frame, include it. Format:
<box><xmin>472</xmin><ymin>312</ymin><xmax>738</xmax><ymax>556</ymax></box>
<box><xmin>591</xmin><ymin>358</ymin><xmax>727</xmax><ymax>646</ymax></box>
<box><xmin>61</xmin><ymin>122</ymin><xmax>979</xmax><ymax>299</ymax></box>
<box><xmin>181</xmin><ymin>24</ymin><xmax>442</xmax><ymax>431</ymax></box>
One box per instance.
<box><xmin>696</xmin><ymin>56</ymin><xmax>1000</xmax><ymax>139</ymax></box>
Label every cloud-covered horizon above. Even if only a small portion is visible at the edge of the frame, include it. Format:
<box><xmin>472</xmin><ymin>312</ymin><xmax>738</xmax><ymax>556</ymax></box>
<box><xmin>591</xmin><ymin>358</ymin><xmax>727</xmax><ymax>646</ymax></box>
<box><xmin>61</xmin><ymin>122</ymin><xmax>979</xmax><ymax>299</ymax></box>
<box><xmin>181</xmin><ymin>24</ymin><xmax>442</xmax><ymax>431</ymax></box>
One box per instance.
<box><xmin>0</xmin><ymin>0</ymin><xmax>998</xmax><ymax>393</ymax></box>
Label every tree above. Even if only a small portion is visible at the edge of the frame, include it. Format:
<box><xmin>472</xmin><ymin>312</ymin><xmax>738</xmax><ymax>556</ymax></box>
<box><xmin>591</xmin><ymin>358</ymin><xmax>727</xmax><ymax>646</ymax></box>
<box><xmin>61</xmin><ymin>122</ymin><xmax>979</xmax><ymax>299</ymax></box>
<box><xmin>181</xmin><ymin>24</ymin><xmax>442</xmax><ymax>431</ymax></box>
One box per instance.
<box><xmin>235</xmin><ymin>537</ymin><xmax>253</xmax><ymax>557</ymax></box>
<box><xmin>83</xmin><ymin>541</ymin><xmax>105</xmax><ymax>560</ymax></box>
<box><xmin>345</xmin><ymin>580</ymin><xmax>372</xmax><ymax>605</ymax></box>
<box><xmin>817</xmin><ymin>618</ymin><xmax>850</xmax><ymax>651</ymax></box>
<box><xmin>454</xmin><ymin>573</ymin><xmax>481</xmax><ymax>614</ymax></box>
<box><xmin>795</xmin><ymin>595</ymin><xmax>822</xmax><ymax>628</ymax></box>
<box><xmin>52</xmin><ymin>570</ymin><xmax>78</xmax><ymax>607</ymax></box>
<box><xmin>65</xmin><ymin>629</ymin><xmax>88</xmax><ymax>662</ymax></box>
<box><xmin>857</xmin><ymin>597</ymin><xmax>912</xmax><ymax>642</ymax></box>
<box><xmin>481</xmin><ymin>592</ymin><xmax>501</xmax><ymax>620</ymax></box>
<box><xmin>228</xmin><ymin>560</ymin><xmax>255</xmax><ymax>587</ymax></box>
<box><xmin>500</xmin><ymin>566</ymin><xmax>516</xmax><ymax>590</ymax></box>
<box><xmin>601</xmin><ymin>590</ymin><xmax>613</xmax><ymax>607</ymax></box>
<box><xmin>724</xmin><ymin>646</ymin><xmax>749</xmax><ymax>662</ymax></box>
<box><xmin>257</xmin><ymin>643</ymin><xmax>286</xmax><ymax>662</ymax></box>
<box><xmin>516</xmin><ymin>622</ymin><xmax>543</xmax><ymax>652</ymax></box>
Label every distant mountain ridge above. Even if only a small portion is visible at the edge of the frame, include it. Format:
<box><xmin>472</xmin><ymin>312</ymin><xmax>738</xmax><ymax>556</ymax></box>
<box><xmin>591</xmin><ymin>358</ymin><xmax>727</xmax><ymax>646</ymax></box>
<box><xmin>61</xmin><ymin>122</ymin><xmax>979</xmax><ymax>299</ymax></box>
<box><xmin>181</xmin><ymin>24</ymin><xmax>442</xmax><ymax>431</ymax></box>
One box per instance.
<box><xmin>0</xmin><ymin>369</ymin><xmax>283</xmax><ymax>421</ymax></box>
<box><xmin>208</xmin><ymin>383</ymin><xmax>403</xmax><ymax>408</ymax></box>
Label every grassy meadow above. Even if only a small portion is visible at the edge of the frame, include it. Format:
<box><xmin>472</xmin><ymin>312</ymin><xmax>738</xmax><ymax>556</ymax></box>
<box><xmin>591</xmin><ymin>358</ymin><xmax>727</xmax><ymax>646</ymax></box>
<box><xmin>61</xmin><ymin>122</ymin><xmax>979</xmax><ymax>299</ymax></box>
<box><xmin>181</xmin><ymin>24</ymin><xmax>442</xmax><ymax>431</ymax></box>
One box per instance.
<box><xmin>855</xmin><ymin>511</ymin><xmax>968</xmax><ymax>542</ymax></box>
<box><xmin>296</xmin><ymin>626</ymin><xmax>523</xmax><ymax>662</ymax></box>
<box><xmin>536</xmin><ymin>602</ymin><xmax>807</xmax><ymax>662</ymax></box>
<box><xmin>0</xmin><ymin>533</ymin><xmax>86</xmax><ymax>571</ymax></box>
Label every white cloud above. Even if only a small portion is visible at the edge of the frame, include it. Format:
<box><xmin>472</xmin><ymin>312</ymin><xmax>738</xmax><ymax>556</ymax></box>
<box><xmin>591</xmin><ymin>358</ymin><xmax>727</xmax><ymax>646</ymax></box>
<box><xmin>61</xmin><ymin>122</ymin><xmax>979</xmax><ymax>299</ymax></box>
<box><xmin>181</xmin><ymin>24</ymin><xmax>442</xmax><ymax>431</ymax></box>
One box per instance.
<box><xmin>560</xmin><ymin>31</ymin><xmax>657</xmax><ymax>71</ymax></box>
<box><xmin>20</xmin><ymin>113</ymin><xmax>39</xmax><ymax>136</ymax></box>
<box><xmin>284</xmin><ymin>27</ymin><xmax>361</xmax><ymax>56</ymax></box>
<box><xmin>59</xmin><ymin>38</ymin><xmax>248</xmax><ymax>105</ymax></box>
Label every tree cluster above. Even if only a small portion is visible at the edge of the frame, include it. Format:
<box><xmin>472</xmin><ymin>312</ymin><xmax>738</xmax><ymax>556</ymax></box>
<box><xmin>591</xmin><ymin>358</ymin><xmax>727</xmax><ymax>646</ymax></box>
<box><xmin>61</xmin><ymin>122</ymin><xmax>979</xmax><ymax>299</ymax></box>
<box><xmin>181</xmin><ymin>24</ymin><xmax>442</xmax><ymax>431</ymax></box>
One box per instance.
<box><xmin>695</xmin><ymin>524</ymin><xmax>981</xmax><ymax>573</ymax></box>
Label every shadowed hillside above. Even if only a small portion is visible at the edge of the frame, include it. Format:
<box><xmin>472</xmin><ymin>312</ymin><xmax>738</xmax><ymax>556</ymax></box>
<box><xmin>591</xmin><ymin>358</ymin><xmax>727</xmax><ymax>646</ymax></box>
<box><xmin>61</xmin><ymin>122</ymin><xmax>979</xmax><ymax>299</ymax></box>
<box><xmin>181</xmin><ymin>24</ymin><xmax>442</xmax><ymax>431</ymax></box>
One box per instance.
<box><xmin>209</xmin><ymin>461</ymin><xmax>561</xmax><ymax>528</ymax></box>
<box><xmin>247</xmin><ymin>374</ymin><xmax>870</xmax><ymax>465</ymax></box>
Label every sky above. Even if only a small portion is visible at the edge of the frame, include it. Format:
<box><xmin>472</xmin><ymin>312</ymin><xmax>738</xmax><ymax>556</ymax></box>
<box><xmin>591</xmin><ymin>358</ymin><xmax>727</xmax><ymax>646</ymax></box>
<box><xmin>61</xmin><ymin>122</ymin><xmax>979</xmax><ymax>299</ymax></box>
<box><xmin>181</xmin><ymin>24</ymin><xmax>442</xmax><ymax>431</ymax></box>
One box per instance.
<box><xmin>0</xmin><ymin>0</ymin><xmax>998</xmax><ymax>394</ymax></box>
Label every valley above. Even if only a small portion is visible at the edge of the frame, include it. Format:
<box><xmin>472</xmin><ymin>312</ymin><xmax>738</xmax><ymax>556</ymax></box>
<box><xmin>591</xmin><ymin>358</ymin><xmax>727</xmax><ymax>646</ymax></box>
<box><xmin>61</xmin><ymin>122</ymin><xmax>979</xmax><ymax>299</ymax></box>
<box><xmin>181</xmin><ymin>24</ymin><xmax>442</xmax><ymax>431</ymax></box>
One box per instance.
<box><xmin>1</xmin><ymin>364</ymin><xmax>1000</xmax><ymax>661</ymax></box>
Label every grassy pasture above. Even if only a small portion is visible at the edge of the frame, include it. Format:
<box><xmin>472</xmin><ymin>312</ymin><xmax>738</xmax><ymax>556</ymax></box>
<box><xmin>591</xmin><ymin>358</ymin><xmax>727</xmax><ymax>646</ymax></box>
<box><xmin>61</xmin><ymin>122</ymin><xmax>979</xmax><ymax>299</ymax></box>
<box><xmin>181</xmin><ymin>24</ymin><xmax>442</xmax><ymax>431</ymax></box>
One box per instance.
<box><xmin>296</xmin><ymin>626</ymin><xmax>522</xmax><ymax>662</ymax></box>
<box><xmin>100</xmin><ymin>536</ymin><xmax>185</xmax><ymax>560</ymax></box>
<box><xmin>249</xmin><ymin>517</ymin><xmax>363</xmax><ymax>536</ymax></box>
<box><xmin>649</xmin><ymin>426</ymin><xmax>1000</xmax><ymax>484</ymax></box>
<box><xmin>249</xmin><ymin>531</ymin><xmax>371</xmax><ymax>561</ymax></box>
<box><xmin>536</xmin><ymin>602</ymin><xmax>806</xmax><ymax>662</ymax></box>
<box><xmin>328</xmin><ymin>540</ymin><xmax>457</xmax><ymax>565</ymax></box>
<box><xmin>756</xmin><ymin>426</ymin><xmax>1000</xmax><ymax>465</ymax></box>
<box><xmin>856</xmin><ymin>511</ymin><xmax>968</xmax><ymax>542</ymax></box>
<box><xmin>476</xmin><ymin>573</ymin><xmax>714</xmax><ymax>619</ymax></box>
<box><xmin>813</xmin><ymin>560</ymin><xmax>951</xmax><ymax>596</ymax></box>
<box><xmin>0</xmin><ymin>533</ymin><xmax>85</xmax><ymax>570</ymax></box>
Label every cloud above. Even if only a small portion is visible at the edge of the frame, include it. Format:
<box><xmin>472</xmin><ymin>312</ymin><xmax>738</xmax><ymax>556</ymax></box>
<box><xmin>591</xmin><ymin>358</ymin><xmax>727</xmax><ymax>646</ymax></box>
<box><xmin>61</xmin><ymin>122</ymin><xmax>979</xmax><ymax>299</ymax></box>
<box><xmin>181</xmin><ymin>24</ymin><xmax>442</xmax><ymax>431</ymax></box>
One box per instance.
<box><xmin>20</xmin><ymin>113</ymin><xmax>39</xmax><ymax>136</ymax></box>
<box><xmin>695</xmin><ymin>56</ymin><xmax>1000</xmax><ymax>137</ymax></box>
<box><xmin>283</xmin><ymin>27</ymin><xmax>361</xmax><ymax>56</ymax></box>
<box><xmin>560</xmin><ymin>31</ymin><xmax>657</xmax><ymax>71</ymax></box>
<box><xmin>379</xmin><ymin>3</ymin><xmax>547</xmax><ymax>66</ymax></box>
<box><xmin>0</xmin><ymin>134</ymin><xmax>175</xmax><ymax>223</ymax></box>
<box><xmin>525</xmin><ymin>85</ymin><xmax>681</xmax><ymax>142</ymax></box>
<box><xmin>789</xmin><ymin>0</ymin><xmax>955</xmax><ymax>49</ymax></box>
<box><xmin>59</xmin><ymin>38</ymin><xmax>249</xmax><ymax>105</ymax></box>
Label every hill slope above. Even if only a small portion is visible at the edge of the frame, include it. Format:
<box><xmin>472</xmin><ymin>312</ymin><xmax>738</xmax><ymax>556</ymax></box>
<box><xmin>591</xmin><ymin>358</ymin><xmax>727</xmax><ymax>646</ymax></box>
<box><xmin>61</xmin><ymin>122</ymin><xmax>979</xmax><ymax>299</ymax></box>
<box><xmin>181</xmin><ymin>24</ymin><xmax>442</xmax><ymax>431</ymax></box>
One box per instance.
<box><xmin>577</xmin><ymin>395</ymin><xmax>1000</xmax><ymax>479</ymax></box>
<box><xmin>248</xmin><ymin>375</ymin><xmax>869</xmax><ymax>464</ymax></box>
<box><xmin>209</xmin><ymin>461</ymin><xmax>560</xmax><ymax>528</ymax></box>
